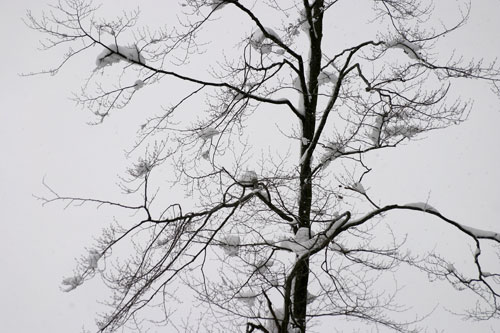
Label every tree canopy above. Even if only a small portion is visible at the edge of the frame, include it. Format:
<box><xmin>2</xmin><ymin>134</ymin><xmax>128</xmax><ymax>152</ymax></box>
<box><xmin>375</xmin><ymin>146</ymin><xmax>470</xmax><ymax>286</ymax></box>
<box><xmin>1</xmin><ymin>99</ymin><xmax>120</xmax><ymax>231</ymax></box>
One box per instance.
<box><xmin>28</xmin><ymin>1</ymin><xmax>500</xmax><ymax>332</ymax></box>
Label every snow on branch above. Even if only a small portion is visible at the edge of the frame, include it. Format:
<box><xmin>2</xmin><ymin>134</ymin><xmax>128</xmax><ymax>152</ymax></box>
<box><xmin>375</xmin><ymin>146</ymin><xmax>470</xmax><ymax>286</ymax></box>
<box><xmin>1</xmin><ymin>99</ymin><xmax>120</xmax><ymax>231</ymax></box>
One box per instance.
<box><xmin>198</xmin><ymin>127</ymin><xmax>220</xmax><ymax>141</ymax></box>
<box><xmin>386</xmin><ymin>38</ymin><xmax>422</xmax><ymax>60</ymax></box>
<box><xmin>238</xmin><ymin>170</ymin><xmax>258</xmax><ymax>186</ymax></box>
<box><xmin>95</xmin><ymin>44</ymin><xmax>146</xmax><ymax>70</ymax></box>
<box><xmin>317</xmin><ymin>71</ymin><xmax>338</xmax><ymax>86</ymax></box>
<box><xmin>343</xmin><ymin>204</ymin><xmax>500</xmax><ymax>244</ymax></box>
<box><xmin>369</xmin><ymin>113</ymin><xmax>384</xmax><ymax>146</ymax></box>
<box><xmin>249</xmin><ymin>27</ymin><xmax>282</xmax><ymax>54</ymax></box>
<box><xmin>404</xmin><ymin>202</ymin><xmax>439</xmax><ymax>214</ymax></box>
<box><xmin>61</xmin><ymin>249</ymin><xmax>102</xmax><ymax>292</ymax></box>
<box><xmin>384</xmin><ymin>124</ymin><xmax>422</xmax><ymax>139</ymax></box>
<box><xmin>61</xmin><ymin>275</ymin><xmax>83</xmax><ymax>292</ymax></box>
<box><xmin>134</xmin><ymin>79</ymin><xmax>145</xmax><ymax>90</ymax></box>
<box><xmin>293</xmin><ymin>76</ymin><xmax>306</xmax><ymax>116</ymax></box>
<box><xmin>458</xmin><ymin>225</ymin><xmax>500</xmax><ymax>242</ymax></box>
<box><xmin>319</xmin><ymin>141</ymin><xmax>344</xmax><ymax>169</ymax></box>
<box><xmin>278</xmin><ymin>214</ymin><xmax>349</xmax><ymax>257</ymax></box>
<box><xmin>350</xmin><ymin>182</ymin><xmax>366</xmax><ymax>194</ymax></box>
<box><xmin>235</xmin><ymin>289</ymin><xmax>258</xmax><ymax>306</ymax></box>
<box><xmin>219</xmin><ymin>234</ymin><xmax>241</xmax><ymax>257</ymax></box>
<box><xmin>211</xmin><ymin>0</ymin><xmax>231</xmax><ymax>11</ymax></box>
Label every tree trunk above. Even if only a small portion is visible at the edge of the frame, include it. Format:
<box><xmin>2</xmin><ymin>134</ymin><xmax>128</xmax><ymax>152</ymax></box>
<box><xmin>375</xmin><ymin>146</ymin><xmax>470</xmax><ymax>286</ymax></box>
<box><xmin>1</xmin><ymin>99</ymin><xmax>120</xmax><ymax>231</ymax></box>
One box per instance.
<box><xmin>292</xmin><ymin>2</ymin><xmax>324</xmax><ymax>331</ymax></box>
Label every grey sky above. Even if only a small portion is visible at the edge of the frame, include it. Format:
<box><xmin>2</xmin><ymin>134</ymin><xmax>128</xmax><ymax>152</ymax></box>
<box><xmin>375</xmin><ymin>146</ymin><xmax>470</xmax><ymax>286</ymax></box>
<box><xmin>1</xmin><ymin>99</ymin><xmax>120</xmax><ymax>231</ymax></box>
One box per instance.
<box><xmin>1</xmin><ymin>1</ymin><xmax>500</xmax><ymax>332</ymax></box>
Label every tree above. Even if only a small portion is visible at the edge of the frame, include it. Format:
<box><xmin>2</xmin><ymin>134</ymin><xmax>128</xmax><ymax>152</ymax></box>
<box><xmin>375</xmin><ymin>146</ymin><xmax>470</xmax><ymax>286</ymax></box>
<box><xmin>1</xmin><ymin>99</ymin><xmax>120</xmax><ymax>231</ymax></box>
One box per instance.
<box><xmin>28</xmin><ymin>0</ymin><xmax>500</xmax><ymax>332</ymax></box>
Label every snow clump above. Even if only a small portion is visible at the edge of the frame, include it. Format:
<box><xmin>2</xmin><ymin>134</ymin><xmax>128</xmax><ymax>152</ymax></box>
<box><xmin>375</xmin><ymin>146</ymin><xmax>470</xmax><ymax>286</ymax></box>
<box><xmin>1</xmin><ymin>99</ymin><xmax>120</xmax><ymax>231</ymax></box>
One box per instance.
<box><xmin>317</xmin><ymin>71</ymin><xmax>338</xmax><ymax>86</ymax></box>
<box><xmin>201</xmin><ymin>150</ymin><xmax>210</xmax><ymax>160</ymax></box>
<box><xmin>405</xmin><ymin>202</ymin><xmax>439</xmax><ymax>213</ymax></box>
<box><xmin>134</xmin><ymin>79</ymin><xmax>145</xmax><ymax>90</ymax></box>
<box><xmin>263</xmin><ymin>307</ymin><xmax>284</xmax><ymax>333</ymax></box>
<box><xmin>278</xmin><ymin>227</ymin><xmax>320</xmax><ymax>256</ymax></box>
<box><xmin>320</xmin><ymin>141</ymin><xmax>344</xmax><ymax>168</ymax></box>
<box><xmin>236</xmin><ymin>290</ymin><xmax>258</xmax><ymax>306</ymax></box>
<box><xmin>198</xmin><ymin>127</ymin><xmax>219</xmax><ymax>140</ymax></box>
<box><xmin>239</xmin><ymin>170</ymin><xmax>258</xmax><ymax>186</ymax></box>
<box><xmin>351</xmin><ymin>182</ymin><xmax>366</xmax><ymax>194</ymax></box>
<box><xmin>95</xmin><ymin>44</ymin><xmax>145</xmax><ymax>70</ymax></box>
<box><xmin>256</xmin><ymin>257</ymin><xmax>275</xmax><ymax>273</ymax></box>
<box><xmin>298</xmin><ymin>9</ymin><xmax>310</xmax><ymax>34</ymax></box>
<box><xmin>295</xmin><ymin>227</ymin><xmax>311</xmax><ymax>243</ymax></box>
<box><xmin>157</xmin><ymin>238</ymin><xmax>169</xmax><ymax>246</ymax></box>
<box><xmin>128</xmin><ymin>158</ymin><xmax>153</xmax><ymax>178</ymax></box>
<box><xmin>293</xmin><ymin>76</ymin><xmax>306</xmax><ymax>116</ymax></box>
<box><xmin>220</xmin><ymin>234</ymin><xmax>240</xmax><ymax>257</ymax></box>
<box><xmin>384</xmin><ymin>124</ymin><xmax>421</xmax><ymax>138</ymax></box>
<box><xmin>250</xmin><ymin>27</ymin><xmax>282</xmax><ymax>53</ymax></box>
<box><xmin>278</xmin><ymin>218</ymin><xmax>346</xmax><ymax>257</ymax></box>
<box><xmin>369</xmin><ymin>114</ymin><xmax>384</xmax><ymax>146</ymax></box>
<box><xmin>211</xmin><ymin>0</ymin><xmax>230</xmax><ymax>11</ymax></box>
<box><xmin>86</xmin><ymin>249</ymin><xmax>101</xmax><ymax>270</ymax></box>
<box><xmin>386</xmin><ymin>38</ymin><xmax>422</xmax><ymax>60</ymax></box>
<box><xmin>61</xmin><ymin>275</ymin><xmax>83</xmax><ymax>292</ymax></box>
<box><xmin>258</xmin><ymin>188</ymin><xmax>270</xmax><ymax>201</ymax></box>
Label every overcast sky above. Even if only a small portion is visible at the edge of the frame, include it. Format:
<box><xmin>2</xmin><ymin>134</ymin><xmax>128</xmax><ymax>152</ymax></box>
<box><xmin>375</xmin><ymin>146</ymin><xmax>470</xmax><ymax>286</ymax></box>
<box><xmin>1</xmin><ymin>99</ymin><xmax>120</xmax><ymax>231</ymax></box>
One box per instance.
<box><xmin>1</xmin><ymin>1</ymin><xmax>500</xmax><ymax>332</ymax></box>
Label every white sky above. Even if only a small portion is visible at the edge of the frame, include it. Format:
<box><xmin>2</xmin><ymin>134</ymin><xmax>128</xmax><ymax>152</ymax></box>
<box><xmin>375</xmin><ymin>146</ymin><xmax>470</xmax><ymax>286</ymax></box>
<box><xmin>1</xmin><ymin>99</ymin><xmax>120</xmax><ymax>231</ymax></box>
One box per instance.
<box><xmin>1</xmin><ymin>1</ymin><xmax>500</xmax><ymax>332</ymax></box>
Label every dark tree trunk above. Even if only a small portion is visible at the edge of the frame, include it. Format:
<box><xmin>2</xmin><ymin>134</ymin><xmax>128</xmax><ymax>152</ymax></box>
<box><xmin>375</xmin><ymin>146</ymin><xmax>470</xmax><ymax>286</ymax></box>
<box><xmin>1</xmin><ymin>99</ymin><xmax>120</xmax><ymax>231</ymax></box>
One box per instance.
<box><xmin>291</xmin><ymin>1</ymin><xmax>325</xmax><ymax>332</ymax></box>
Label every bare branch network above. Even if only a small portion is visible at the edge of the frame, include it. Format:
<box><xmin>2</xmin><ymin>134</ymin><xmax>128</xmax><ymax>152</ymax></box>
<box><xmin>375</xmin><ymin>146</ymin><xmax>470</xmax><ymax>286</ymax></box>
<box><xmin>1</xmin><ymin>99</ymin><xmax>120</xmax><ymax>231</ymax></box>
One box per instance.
<box><xmin>28</xmin><ymin>0</ymin><xmax>500</xmax><ymax>332</ymax></box>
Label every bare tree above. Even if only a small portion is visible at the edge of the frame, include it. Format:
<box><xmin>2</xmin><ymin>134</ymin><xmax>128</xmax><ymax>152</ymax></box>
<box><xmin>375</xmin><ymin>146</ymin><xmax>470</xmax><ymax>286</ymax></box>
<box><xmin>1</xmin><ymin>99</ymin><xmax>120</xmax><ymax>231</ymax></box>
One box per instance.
<box><xmin>28</xmin><ymin>0</ymin><xmax>500</xmax><ymax>332</ymax></box>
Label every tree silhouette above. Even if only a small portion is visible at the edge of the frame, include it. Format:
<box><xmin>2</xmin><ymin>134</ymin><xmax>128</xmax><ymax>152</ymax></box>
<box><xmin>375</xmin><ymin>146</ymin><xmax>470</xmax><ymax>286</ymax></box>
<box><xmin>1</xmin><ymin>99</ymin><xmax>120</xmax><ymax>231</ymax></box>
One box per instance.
<box><xmin>28</xmin><ymin>0</ymin><xmax>500</xmax><ymax>332</ymax></box>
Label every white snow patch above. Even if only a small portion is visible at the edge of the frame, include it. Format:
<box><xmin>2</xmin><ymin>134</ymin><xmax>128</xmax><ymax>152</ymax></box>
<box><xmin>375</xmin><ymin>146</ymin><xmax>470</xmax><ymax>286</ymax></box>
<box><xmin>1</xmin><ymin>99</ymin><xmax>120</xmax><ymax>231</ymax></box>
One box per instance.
<box><xmin>369</xmin><ymin>114</ymin><xmax>384</xmax><ymax>146</ymax></box>
<box><xmin>279</xmin><ymin>226</ymin><xmax>335</xmax><ymax>257</ymax></box>
<box><xmin>234</xmin><ymin>92</ymin><xmax>245</xmax><ymax>101</ymax></box>
<box><xmin>258</xmin><ymin>188</ymin><xmax>270</xmax><ymax>201</ymax></box>
<box><xmin>295</xmin><ymin>227</ymin><xmax>310</xmax><ymax>243</ymax></box>
<box><xmin>317</xmin><ymin>71</ymin><xmax>338</xmax><ymax>86</ymax></box>
<box><xmin>264</xmin><ymin>307</ymin><xmax>284</xmax><ymax>333</ymax></box>
<box><xmin>157</xmin><ymin>238</ymin><xmax>169</xmax><ymax>246</ymax></box>
<box><xmin>458</xmin><ymin>225</ymin><xmax>500</xmax><ymax>242</ymax></box>
<box><xmin>134</xmin><ymin>79</ymin><xmax>145</xmax><ymax>90</ymax></box>
<box><xmin>405</xmin><ymin>202</ymin><xmax>439</xmax><ymax>213</ymax></box>
<box><xmin>298</xmin><ymin>9</ymin><xmax>310</xmax><ymax>35</ymax></box>
<box><xmin>320</xmin><ymin>142</ymin><xmax>344</xmax><ymax>168</ymax></box>
<box><xmin>293</xmin><ymin>76</ymin><xmax>306</xmax><ymax>116</ymax></box>
<box><xmin>236</xmin><ymin>290</ymin><xmax>258</xmax><ymax>306</ymax></box>
<box><xmin>211</xmin><ymin>0</ymin><xmax>229</xmax><ymax>11</ymax></box>
<box><xmin>256</xmin><ymin>258</ymin><xmax>275</xmax><ymax>274</ymax></box>
<box><xmin>86</xmin><ymin>249</ymin><xmax>101</xmax><ymax>270</ymax></box>
<box><xmin>384</xmin><ymin>124</ymin><xmax>421</xmax><ymax>138</ymax></box>
<box><xmin>387</xmin><ymin>38</ymin><xmax>422</xmax><ymax>60</ymax></box>
<box><xmin>198</xmin><ymin>127</ymin><xmax>219</xmax><ymax>140</ymax></box>
<box><xmin>299</xmin><ymin>146</ymin><xmax>309</xmax><ymax>165</ymax></box>
<box><xmin>250</xmin><ymin>27</ymin><xmax>281</xmax><ymax>53</ymax></box>
<box><xmin>260</xmin><ymin>44</ymin><xmax>272</xmax><ymax>54</ymax></box>
<box><xmin>220</xmin><ymin>234</ymin><xmax>240</xmax><ymax>257</ymax></box>
<box><xmin>95</xmin><ymin>44</ymin><xmax>145</xmax><ymax>70</ymax></box>
<box><xmin>239</xmin><ymin>170</ymin><xmax>258</xmax><ymax>185</ymax></box>
<box><xmin>201</xmin><ymin>150</ymin><xmax>210</xmax><ymax>160</ymax></box>
<box><xmin>351</xmin><ymin>182</ymin><xmax>366</xmax><ymax>194</ymax></box>
<box><xmin>278</xmin><ymin>239</ymin><xmax>304</xmax><ymax>254</ymax></box>
<box><xmin>307</xmin><ymin>290</ymin><xmax>318</xmax><ymax>304</ymax></box>
<box><xmin>61</xmin><ymin>275</ymin><xmax>83</xmax><ymax>292</ymax></box>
